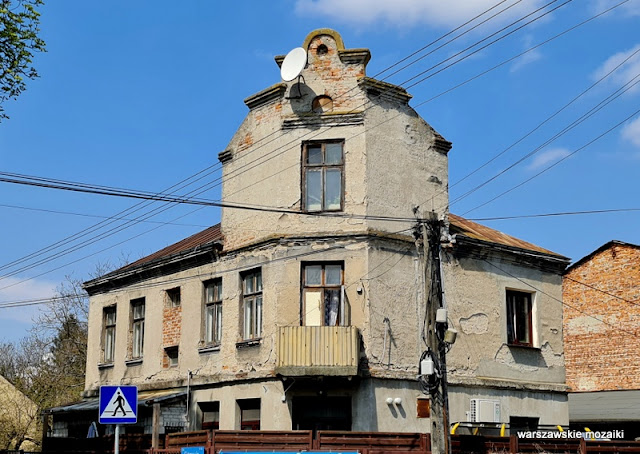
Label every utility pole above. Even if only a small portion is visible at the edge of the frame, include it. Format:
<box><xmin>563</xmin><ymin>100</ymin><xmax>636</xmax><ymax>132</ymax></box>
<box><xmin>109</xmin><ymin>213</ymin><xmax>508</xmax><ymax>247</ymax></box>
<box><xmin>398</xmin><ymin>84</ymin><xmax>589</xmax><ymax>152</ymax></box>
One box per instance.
<box><xmin>416</xmin><ymin>210</ymin><xmax>452</xmax><ymax>454</ymax></box>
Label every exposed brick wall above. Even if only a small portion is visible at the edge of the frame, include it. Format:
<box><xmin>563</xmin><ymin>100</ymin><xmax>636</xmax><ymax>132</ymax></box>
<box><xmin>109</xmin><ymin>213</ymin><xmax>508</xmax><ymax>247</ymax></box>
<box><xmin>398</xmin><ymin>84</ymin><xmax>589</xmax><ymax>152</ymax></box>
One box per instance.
<box><xmin>162</xmin><ymin>296</ymin><xmax>182</xmax><ymax>347</ymax></box>
<box><xmin>563</xmin><ymin>243</ymin><xmax>640</xmax><ymax>392</ymax></box>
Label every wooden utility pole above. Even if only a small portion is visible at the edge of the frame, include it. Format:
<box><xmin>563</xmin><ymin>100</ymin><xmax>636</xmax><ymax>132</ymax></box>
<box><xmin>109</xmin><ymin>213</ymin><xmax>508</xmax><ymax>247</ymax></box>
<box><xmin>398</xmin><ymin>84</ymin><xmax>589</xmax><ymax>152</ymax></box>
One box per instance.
<box><xmin>417</xmin><ymin>212</ymin><xmax>451</xmax><ymax>454</ymax></box>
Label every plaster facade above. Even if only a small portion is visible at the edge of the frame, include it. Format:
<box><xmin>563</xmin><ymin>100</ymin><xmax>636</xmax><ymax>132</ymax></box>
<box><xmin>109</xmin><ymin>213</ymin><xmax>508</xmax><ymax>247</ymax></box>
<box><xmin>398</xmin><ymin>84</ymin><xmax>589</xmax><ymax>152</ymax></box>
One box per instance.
<box><xmin>72</xmin><ymin>29</ymin><xmax>571</xmax><ymax>438</ymax></box>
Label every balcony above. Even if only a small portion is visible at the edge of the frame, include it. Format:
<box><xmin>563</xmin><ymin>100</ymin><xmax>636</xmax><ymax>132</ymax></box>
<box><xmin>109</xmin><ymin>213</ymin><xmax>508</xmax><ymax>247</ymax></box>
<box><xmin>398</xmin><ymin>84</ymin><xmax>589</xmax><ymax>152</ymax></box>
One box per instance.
<box><xmin>276</xmin><ymin>326</ymin><xmax>359</xmax><ymax>376</ymax></box>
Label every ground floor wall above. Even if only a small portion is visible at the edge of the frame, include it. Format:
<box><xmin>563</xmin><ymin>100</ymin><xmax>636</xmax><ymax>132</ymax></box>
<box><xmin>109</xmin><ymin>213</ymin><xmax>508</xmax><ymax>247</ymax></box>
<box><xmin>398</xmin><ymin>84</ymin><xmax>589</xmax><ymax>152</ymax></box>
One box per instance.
<box><xmin>448</xmin><ymin>383</ymin><xmax>568</xmax><ymax>428</ymax></box>
<box><xmin>188</xmin><ymin>377</ymin><xmax>431</xmax><ymax>433</ymax></box>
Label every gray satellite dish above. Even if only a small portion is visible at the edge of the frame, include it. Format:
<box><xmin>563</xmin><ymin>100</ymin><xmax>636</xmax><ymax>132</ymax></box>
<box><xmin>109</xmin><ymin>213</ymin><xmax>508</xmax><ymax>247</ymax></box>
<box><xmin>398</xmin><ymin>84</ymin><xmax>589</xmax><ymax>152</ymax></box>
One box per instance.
<box><xmin>281</xmin><ymin>47</ymin><xmax>307</xmax><ymax>82</ymax></box>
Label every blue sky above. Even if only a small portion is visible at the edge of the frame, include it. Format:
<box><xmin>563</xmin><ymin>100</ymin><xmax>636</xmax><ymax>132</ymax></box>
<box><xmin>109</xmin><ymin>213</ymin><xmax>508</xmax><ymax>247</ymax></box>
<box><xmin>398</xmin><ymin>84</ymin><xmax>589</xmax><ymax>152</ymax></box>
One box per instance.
<box><xmin>1</xmin><ymin>0</ymin><xmax>639</xmax><ymax>342</ymax></box>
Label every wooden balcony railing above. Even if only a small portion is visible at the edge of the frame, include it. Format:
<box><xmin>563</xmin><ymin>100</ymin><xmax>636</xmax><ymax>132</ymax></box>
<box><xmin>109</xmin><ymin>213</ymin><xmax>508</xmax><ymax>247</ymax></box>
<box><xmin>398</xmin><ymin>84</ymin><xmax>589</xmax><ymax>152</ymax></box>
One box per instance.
<box><xmin>276</xmin><ymin>325</ymin><xmax>359</xmax><ymax>376</ymax></box>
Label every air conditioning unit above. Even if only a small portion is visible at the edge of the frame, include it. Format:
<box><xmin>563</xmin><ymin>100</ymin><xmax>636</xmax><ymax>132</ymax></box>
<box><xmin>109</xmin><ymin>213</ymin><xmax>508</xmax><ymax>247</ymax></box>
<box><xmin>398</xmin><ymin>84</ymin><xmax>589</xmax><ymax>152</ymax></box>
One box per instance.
<box><xmin>468</xmin><ymin>399</ymin><xmax>501</xmax><ymax>423</ymax></box>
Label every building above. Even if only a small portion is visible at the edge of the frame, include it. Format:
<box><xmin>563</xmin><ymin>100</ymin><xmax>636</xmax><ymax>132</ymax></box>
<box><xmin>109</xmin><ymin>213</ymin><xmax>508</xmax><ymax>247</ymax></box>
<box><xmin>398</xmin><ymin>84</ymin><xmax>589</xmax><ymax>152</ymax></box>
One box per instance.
<box><xmin>563</xmin><ymin>240</ymin><xmax>640</xmax><ymax>440</ymax></box>
<box><xmin>49</xmin><ymin>29</ymin><xmax>570</xmax><ymax>442</ymax></box>
<box><xmin>0</xmin><ymin>374</ymin><xmax>39</xmax><ymax>451</ymax></box>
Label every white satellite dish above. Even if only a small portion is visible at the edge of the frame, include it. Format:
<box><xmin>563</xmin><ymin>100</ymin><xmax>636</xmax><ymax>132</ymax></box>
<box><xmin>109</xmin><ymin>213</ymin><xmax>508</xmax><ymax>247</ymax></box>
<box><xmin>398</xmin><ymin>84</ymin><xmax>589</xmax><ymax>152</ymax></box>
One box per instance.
<box><xmin>281</xmin><ymin>47</ymin><xmax>307</xmax><ymax>82</ymax></box>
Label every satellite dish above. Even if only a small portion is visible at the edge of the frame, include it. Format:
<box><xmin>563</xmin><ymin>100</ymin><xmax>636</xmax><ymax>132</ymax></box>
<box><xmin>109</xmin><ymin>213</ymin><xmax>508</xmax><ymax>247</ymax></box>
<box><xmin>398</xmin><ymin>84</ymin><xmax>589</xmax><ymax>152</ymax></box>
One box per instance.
<box><xmin>281</xmin><ymin>47</ymin><xmax>307</xmax><ymax>82</ymax></box>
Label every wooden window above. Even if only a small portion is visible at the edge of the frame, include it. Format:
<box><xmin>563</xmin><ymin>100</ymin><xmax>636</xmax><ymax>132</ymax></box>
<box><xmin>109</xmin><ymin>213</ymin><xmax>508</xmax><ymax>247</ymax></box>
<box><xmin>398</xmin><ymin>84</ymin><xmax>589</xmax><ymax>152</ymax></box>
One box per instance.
<box><xmin>241</xmin><ymin>270</ymin><xmax>262</xmax><ymax>340</ymax></box>
<box><xmin>204</xmin><ymin>279</ymin><xmax>223</xmax><ymax>345</ymax></box>
<box><xmin>302</xmin><ymin>141</ymin><xmax>344</xmax><ymax>212</ymax></box>
<box><xmin>166</xmin><ymin>287</ymin><xmax>181</xmax><ymax>307</ymax></box>
<box><xmin>103</xmin><ymin>306</ymin><xmax>116</xmax><ymax>363</ymax></box>
<box><xmin>302</xmin><ymin>263</ymin><xmax>344</xmax><ymax>326</ymax></box>
<box><xmin>506</xmin><ymin>290</ymin><xmax>533</xmax><ymax>346</ymax></box>
<box><xmin>131</xmin><ymin>298</ymin><xmax>145</xmax><ymax>359</ymax></box>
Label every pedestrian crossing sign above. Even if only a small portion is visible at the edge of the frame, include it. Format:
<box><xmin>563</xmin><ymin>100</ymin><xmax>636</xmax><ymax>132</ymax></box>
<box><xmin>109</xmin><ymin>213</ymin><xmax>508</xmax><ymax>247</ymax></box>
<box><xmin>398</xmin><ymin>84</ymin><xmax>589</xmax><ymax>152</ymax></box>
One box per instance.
<box><xmin>99</xmin><ymin>385</ymin><xmax>138</xmax><ymax>424</ymax></box>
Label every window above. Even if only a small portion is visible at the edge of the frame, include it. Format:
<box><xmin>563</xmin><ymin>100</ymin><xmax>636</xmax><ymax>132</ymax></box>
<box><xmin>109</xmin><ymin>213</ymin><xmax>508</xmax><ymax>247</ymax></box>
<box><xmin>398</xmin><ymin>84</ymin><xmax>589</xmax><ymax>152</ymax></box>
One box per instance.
<box><xmin>164</xmin><ymin>346</ymin><xmax>179</xmax><ymax>368</ymax></box>
<box><xmin>237</xmin><ymin>398</ymin><xmax>260</xmax><ymax>430</ymax></box>
<box><xmin>204</xmin><ymin>279</ymin><xmax>223</xmax><ymax>346</ymax></box>
<box><xmin>506</xmin><ymin>290</ymin><xmax>533</xmax><ymax>346</ymax></box>
<box><xmin>131</xmin><ymin>298</ymin><xmax>145</xmax><ymax>359</ymax></box>
<box><xmin>303</xmin><ymin>141</ymin><xmax>344</xmax><ymax>212</ymax></box>
<box><xmin>198</xmin><ymin>401</ymin><xmax>220</xmax><ymax>430</ymax></box>
<box><xmin>241</xmin><ymin>270</ymin><xmax>262</xmax><ymax>340</ymax></box>
<box><xmin>166</xmin><ymin>287</ymin><xmax>181</xmax><ymax>307</ymax></box>
<box><xmin>103</xmin><ymin>306</ymin><xmax>116</xmax><ymax>363</ymax></box>
<box><xmin>302</xmin><ymin>263</ymin><xmax>344</xmax><ymax>326</ymax></box>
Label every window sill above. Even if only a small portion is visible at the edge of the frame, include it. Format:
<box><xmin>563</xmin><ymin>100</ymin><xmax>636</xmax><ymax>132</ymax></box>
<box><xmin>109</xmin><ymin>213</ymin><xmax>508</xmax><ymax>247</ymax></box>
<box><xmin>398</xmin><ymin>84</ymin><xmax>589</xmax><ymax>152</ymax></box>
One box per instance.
<box><xmin>125</xmin><ymin>358</ymin><xmax>143</xmax><ymax>366</ymax></box>
<box><xmin>98</xmin><ymin>362</ymin><xmax>114</xmax><ymax>370</ymax></box>
<box><xmin>236</xmin><ymin>339</ymin><xmax>262</xmax><ymax>349</ymax></box>
<box><xmin>507</xmin><ymin>343</ymin><xmax>540</xmax><ymax>351</ymax></box>
<box><xmin>198</xmin><ymin>345</ymin><xmax>221</xmax><ymax>354</ymax></box>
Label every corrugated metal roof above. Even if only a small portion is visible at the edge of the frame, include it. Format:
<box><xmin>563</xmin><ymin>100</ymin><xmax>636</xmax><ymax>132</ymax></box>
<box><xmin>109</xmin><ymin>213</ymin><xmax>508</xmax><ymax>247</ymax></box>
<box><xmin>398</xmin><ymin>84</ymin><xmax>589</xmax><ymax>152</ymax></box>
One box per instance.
<box><xmin>124</xmin><ymin>223</ymin><xmax>223</xmax><ymax>270</ymax></box>
<box><xmin>449</xmin><ymin>214</ymin><xmax>566</xmax><ymax>258</ymax></box>
<box><xmin>46</xmin><ymin>388</ymin><xmax>186</xmax><ymax>414</ymax></box>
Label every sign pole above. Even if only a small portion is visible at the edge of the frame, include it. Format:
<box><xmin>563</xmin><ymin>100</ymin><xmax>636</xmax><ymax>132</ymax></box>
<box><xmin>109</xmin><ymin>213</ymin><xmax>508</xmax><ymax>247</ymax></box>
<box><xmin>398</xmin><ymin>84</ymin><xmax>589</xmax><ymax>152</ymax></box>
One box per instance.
<box><xmin>114</xmin><ymin>424</ymin><xmax>120</xmax><ymax>454</ymax></box>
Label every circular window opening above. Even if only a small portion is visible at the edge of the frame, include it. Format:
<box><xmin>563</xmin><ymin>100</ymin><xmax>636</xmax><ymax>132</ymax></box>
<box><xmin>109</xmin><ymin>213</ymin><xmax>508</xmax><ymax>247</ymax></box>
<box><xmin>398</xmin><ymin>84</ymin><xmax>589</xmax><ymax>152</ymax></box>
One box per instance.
<box><xmin>312</xmin><ymin>95</ymin><xmax>333</xmax><ymax>114</ymax></box>
<box><xmin>316</xmin><ymin>44</ymin><xmax>329</xmax><ymax>56</ymax></box>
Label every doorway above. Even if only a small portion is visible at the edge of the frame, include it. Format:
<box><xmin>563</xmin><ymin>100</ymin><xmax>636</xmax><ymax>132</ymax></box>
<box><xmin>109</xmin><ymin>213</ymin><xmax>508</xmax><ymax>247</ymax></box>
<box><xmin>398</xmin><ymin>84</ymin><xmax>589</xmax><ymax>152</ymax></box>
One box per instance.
<box><xmin>292</xmin><ymin>396</ymin><xmax>351</xmax><ymax>431</ymax></box>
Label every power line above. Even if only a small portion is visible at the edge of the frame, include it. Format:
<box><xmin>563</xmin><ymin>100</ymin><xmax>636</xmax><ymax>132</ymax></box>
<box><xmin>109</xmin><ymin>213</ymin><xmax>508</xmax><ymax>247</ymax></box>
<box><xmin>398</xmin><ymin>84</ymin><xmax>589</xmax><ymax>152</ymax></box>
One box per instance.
<box><xmin>0</xmin><ymin>0</ymin><xmax>522</xmax><ymax>281</ymax></box>
<box><xmin>462</xmin><ymin>106</ymin><xmax>640</xmax><ymax>215</ymax></box>
<box><xmin>467</xmin><ymin>208</ymin><xmax>640</xmax><ymax>221</ymax></box>
<box><xmin>0</xmin><ymin>1</ymin><xmax>601</xmax><ymax>288</ymax></box>
<box><xmin>451</xmin><ymin>71</ymin><xmax>640</xmax><ymax>208</ymax></box>
<box><xmin>479</xmin><ymin>258</ymin><xmax>640</xmax><ymax>338</ymax></box>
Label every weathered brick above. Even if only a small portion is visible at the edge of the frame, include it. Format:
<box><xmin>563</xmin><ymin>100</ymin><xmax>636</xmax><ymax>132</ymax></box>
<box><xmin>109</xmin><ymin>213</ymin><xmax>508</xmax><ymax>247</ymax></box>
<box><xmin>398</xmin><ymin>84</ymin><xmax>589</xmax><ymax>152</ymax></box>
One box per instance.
<box><xmin>563</xmin><ymin>242</ymin><xmax>640</xmax><ymax>392</ymax></box>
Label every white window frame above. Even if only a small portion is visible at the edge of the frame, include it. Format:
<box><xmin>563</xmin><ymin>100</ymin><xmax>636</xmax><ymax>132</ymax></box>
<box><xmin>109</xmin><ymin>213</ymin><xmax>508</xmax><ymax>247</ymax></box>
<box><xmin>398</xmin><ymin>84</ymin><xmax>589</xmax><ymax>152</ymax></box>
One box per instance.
<box><xmin>131</xmin><ymin>298</ymin><xmax>145</xmax><ymax>359</ymax></box>
<box><xmin>506</xmin><ymin>289</ymin><xmax>535</xmax><ymax>347</ymax></box>
<box><xmin>103</xmin><ymin>305</ymin><xmax>116</xmax><ymax>363</ymax></box>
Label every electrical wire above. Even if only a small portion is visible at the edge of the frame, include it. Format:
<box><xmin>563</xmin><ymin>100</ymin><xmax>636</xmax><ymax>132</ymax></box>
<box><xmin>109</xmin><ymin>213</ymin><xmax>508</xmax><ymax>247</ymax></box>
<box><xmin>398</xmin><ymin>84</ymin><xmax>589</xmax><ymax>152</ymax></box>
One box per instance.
<box><xmin>467</xmin><ymin>208</ymin><xmax>640</xmax><ymax>221</ymax></box>
<box><xmin>462</xmin><ymin>106</ymin><xmax>640</xmax><ymax>215</ymax></box>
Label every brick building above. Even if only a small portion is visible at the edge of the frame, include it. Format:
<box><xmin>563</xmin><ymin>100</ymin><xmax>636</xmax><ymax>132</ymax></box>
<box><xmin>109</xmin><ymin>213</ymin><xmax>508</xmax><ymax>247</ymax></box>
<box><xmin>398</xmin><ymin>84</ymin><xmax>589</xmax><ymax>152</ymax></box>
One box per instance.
<box><xmin>563</xmin><ymin>240</ymin><xmax>640</xmax><ymax>439</ymax></box>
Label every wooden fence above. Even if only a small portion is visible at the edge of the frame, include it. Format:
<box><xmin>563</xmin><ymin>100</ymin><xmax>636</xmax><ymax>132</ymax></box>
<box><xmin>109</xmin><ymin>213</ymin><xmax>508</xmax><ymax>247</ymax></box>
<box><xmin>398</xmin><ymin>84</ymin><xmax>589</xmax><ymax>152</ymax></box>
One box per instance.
<box><xmin>41</xmin><ymin>431</ymin><xmax>640</xmax><ymax>453</ymax></box>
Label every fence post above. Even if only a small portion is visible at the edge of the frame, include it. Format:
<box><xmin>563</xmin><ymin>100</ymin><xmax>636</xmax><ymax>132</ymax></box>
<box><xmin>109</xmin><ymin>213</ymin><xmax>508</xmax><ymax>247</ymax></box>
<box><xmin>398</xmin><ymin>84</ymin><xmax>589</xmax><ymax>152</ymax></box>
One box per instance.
<box><xmin>579</xmin><ymin>437</ymin><xmax>587</xmax><ymax>454</ymax></box>
<box><xmin>509</xmin><ymin>434</ymin><xmax>518</xmax><ymax>454</ymax></box>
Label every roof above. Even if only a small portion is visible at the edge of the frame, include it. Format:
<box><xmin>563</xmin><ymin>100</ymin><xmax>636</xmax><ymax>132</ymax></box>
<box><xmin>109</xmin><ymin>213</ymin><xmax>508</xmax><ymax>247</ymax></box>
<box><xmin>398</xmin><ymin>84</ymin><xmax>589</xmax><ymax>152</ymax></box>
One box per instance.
<box><xmin>124</xmin><ymin>223</ymin><xmax>223</xmax><ymax>270</ymax></box>
<box><xmin>449</xmin><ymin>214</ymin><xmax>567</xmax><ymax>259</ymax></box>
<box><xmin>46</xmin><ymin>388</ymin><xmax>186</xmax><ymax>414</ymax></box>
<box><xmin>565</xmin><ymin>240</ymin><xmax>640</xmax><ymax>273</ymax></box>
<box><xmin>569</xmin><ymin>390</ymin><xmax>640</xmax><ymax>422</ymax></box>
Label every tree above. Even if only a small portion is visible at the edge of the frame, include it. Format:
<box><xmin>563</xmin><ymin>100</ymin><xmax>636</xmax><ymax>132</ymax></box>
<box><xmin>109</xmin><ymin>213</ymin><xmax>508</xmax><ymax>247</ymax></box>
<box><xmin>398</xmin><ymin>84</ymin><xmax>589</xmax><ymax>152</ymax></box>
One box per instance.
<box><xmin>0</xmin><ymin>0</ymin><xmax>46</xmax><ymax>121</ymax></box>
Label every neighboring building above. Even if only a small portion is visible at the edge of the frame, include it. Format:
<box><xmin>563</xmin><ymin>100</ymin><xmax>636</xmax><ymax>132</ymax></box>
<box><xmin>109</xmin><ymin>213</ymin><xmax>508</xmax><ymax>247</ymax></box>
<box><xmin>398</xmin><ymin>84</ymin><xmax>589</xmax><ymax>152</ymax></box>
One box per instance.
<box><xmin>0</xmin><ymin>375</ymin><xmax>39</xmax><ymax>451</ymax></box>
<box><xmin>49</xmin><ymin>29</ymin><xmax>570</xmax><ymax>440</ymax></box>
<box><xmin>563</xmin><ymin>240</ymin><xmax>640</xmax><ymax>440</ymax></box>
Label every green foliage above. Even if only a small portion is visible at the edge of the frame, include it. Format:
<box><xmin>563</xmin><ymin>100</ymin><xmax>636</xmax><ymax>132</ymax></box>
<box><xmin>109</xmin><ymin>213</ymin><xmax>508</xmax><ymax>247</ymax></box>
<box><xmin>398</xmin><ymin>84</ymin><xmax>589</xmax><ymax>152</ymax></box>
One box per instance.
<box><xmin>0</xmin><ymin>0</ymin><xmax>46</xmax><ymax>121</ymax></box>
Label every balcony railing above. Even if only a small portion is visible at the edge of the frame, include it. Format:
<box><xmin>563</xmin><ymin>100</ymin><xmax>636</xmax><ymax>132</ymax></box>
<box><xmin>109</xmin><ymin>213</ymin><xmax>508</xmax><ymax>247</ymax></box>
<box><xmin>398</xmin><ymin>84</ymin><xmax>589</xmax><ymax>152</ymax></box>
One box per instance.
<box><xmin>276</xmin><ymin>325</ymin><xmax>359</xmax><ymax>376</ymax></box>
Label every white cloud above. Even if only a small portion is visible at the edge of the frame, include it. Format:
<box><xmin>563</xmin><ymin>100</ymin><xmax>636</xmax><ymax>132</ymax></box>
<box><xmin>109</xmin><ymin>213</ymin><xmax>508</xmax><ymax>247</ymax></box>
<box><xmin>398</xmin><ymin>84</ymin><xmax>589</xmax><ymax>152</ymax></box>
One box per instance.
<box><xmin>527</xmin><ymin>147</ymin><xmax>571</xmax><ymax>170</ymax></box>
<box><xmin>0</xmin><ymin>277</ymin><xmax>57</xmax><ymax>324</ymax></box>
<box><xmin>591</xmin><ymin>44</ymin><xmax>640</xmax><ymax>94</ymax></box>
<box><xmin>510</xmin><ymin>34</ymin><xmax>543</xmax><ymax>73</ymax></box>
<box><xmin>295</xmin><ymin>0</ymin><xmax>545</xmax><ymax>29</ymax></box>
<box><xmin>621</xmin><ymin>115</ymin><xmax>640</xmax><ymax>148</ymax></box>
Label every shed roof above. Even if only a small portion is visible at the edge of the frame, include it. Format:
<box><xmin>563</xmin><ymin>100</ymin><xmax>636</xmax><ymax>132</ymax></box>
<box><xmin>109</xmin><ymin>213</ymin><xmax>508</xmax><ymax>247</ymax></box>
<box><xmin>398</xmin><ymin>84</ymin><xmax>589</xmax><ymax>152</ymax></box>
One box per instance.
<box><xmin>449</xmin><ymin>214</ymin><xmax>566</xmax><ymax>258</ymax></box>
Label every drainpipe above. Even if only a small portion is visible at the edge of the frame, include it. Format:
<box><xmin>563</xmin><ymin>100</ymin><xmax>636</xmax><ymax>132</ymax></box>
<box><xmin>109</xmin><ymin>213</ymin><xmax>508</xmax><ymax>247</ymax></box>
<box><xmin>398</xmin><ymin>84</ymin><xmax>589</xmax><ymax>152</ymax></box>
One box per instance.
<box><xmin>186</xmin><ymin>370</ymin><xmax>192</xmax><ymax>429</ymax></box>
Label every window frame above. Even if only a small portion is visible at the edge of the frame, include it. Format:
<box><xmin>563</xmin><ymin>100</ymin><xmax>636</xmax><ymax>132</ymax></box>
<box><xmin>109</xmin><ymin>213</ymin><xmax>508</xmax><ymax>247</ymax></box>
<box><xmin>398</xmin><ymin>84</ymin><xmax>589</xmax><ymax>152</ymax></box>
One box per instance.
<box><xmin>204</xmin><ymin>279</ymin><xmax>223</xmax><ymax>346</ymax></box>
<box><xmin>241</xmin><ymin>269</ymin><xmax>263</xmax><ymax>341</ymax></box>
<box><xmin>164</xmin><ymin>346</ymin><xmax>179</xmax><ymax>368</ymax></box>
<box><xmin>103</xmin><ymin>305</ymin><xmax>117</xmax><ymax>364</ymax></box>
<box><xmin>301</xmin><ymin>140</ymin><xmax>345</xmax><ymax>213</ymax></box>
<box><xmin>166</xmin><ymin>287</ymin><xmax>181</xmax><ymax>307</ymax></box>
<box><xmin>301</xmin><ymin>262</ymin><xmax>345</xmax><ymax>326</ymax></box>
<box><xmin>506</xmin><ymin>289</ymin><xmax>534</xmax><ymax>347</ymax></box>
<box><xmin>131</xmin><ymin>298</ymin><xmax>145</xmax><ymax>359</ymax></box>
